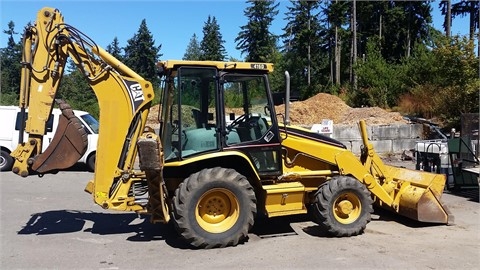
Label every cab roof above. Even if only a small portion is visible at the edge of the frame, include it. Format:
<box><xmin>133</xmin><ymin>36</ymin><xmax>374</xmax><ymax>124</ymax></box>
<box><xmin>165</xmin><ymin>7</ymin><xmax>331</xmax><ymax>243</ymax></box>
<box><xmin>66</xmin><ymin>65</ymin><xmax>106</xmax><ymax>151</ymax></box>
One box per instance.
<box><xmin>158</xmin><ymin>60</ymin><xmax>274</xmax><ymax>73</ymax></box>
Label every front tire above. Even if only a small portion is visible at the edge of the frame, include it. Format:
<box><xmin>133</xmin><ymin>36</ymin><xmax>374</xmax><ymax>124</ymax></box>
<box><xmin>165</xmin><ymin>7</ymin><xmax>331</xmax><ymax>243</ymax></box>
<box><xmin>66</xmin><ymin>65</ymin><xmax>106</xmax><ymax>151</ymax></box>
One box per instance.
<box><xmin>172</xmin><ymin>167</ymin><xmax>256</xmax><ymax>248</ymax></box>
<box><xmin>312</xmin><ymin>176</ymin><xmax>373</xmax><ymax>237</ymax></box>
<box><xmin>0</xmin><ymin>150</ymin><xmax>14</xmax><ymax>172</ymax></box>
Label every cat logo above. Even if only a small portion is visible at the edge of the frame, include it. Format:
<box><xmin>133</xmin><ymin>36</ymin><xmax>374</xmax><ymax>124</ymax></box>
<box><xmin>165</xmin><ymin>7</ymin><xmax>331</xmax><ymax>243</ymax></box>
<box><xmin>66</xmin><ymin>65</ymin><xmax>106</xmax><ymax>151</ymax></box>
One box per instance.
<box><xmin>124</xmin><ymin>80</ymin><xmax>145</xmax><ymax>111</ymax></box>
<box><xmin>129</xmin><ymin>83</ymin><xmax>144</xmax><ymax>102</ymax></box>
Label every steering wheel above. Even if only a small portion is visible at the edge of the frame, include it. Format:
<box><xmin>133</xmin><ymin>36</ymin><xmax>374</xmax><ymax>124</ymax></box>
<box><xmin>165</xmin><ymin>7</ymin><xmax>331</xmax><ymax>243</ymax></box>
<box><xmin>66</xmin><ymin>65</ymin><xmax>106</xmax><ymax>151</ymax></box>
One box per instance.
<box><xmin>227</xmin><ymin>113</ymin><xmax>247</xmax><ymax>130</ymax></box>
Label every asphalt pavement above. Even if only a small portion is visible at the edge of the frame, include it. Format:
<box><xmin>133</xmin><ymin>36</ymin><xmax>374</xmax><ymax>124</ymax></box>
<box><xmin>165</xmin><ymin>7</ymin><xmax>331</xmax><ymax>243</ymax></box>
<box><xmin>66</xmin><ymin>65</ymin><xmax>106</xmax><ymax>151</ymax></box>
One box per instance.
<box><xmin>0</xmin><ymin>166</ymin><xmax>478</xmax><ymax>269</ymax></box>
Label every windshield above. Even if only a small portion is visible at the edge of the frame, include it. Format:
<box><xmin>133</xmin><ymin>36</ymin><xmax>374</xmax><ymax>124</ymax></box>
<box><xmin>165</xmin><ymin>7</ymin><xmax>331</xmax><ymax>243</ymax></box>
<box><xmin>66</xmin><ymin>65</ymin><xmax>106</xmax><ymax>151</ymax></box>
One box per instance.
<box><xmin>80</xmin><ymin>114</ymin><xmax>99</xmax><ymax>134</ymax></box>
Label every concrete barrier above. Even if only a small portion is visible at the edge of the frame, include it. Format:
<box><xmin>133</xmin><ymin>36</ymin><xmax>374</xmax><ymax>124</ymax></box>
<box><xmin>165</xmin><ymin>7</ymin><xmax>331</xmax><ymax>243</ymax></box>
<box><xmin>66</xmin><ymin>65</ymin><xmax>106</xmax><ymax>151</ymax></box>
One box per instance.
<box><xmin>327</xmin><ymin>124</ymin><xmax>424</xmax><ymax>155</ymax></box>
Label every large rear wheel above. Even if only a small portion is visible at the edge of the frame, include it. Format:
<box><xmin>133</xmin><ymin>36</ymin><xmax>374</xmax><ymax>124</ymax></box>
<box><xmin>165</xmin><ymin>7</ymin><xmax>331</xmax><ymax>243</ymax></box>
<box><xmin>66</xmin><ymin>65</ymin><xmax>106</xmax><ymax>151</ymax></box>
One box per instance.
<box><xmin>312</xmin><ymin>176</ymin><xmax>373</xmax><ymax>237</ymax></box>
<box><xmin>172</xmin><ymin>167</ymin><xmax>256</xmax><ymax>248</ymax></box>
<box><xmin>86</xmin><ymin>153</ymin><xmax>96</xmax><ymax>172</ymax></box>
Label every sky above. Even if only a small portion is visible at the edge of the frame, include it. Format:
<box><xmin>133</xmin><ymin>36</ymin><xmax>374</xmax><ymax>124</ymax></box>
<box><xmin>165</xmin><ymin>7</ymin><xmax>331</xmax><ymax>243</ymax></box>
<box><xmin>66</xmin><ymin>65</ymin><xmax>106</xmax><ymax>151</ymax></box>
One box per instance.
<box><xmin>0</xmin><ymin>0</ymin><xmax>470</xmax><ymax>61</ymax></box>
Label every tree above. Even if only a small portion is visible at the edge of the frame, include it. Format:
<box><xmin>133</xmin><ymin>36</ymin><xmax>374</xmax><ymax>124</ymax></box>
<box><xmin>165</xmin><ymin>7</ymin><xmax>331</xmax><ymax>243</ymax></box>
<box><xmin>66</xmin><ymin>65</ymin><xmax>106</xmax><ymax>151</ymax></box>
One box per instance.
<box><xmin>351</xmin><ymin>0</ymin><xmax>357</xmax><ymax>89</ymax></box>
<box><xmin>281</xmin><ymin>0</ymin><xmax>327</xmax><ymax>99</ymax></box>
<box><xmin>354</xmin><ymin>1</ymin><xmax>389</xmax><ymax>58</ymax></box>
<box><xmin>183</xmin><ymin>33</ymin><xmax>202</xmax><ymax>60</ymax></box>
<box><xmin>0</xmin><ymin>21</ymin><xmax>22</xmax><ymax>105</ymax></box>
<box><xmin>58</xmin><ymin>60</ymin><xmax>99</xmax><ymax>118</ymax></box>
<box><xmin>235</xmin><ymin>0</ymin><xmax>279</xmax><ymax>62</ymax></box>
<box><xmin>380</xmin><ymin>1</ymin><xmax>432</xmax><ymax>60</ymax></box>
<box><xmin>354</xmin><ymin>38</ymin><xmax>403</xmax><ymax>108</ymax></box>
<box><xmin>106</xmin><ymin>37</ymin><xmax>124</xmax><ymax>61</ymax></box>
<box><xmin>439</xmin><ymin>0</ymin><xmax>452</xmax><ymax>37</ymax></box>
<box><xmin>124</xmin><ymin>19</ymin><xmax>162</xmax><ymax>88</ymax></box>
<box><xmin>200</xmin><ymin>16</ymin><xmax>227</xmax><ymax>61</ymax></box>
<box><xmin>399</xmin><ymin>35</ymin><xmax>479</xmax><ymax>128</ymax></box>
<box><xmin>451</xmin><ymin>0</ymin><xmax>480</xmax><ymax>40</ymax></box>
<box><xmin>354</xmin><ymin>1</ymin><xmax>432</xmax><ymax>61</ymax></box>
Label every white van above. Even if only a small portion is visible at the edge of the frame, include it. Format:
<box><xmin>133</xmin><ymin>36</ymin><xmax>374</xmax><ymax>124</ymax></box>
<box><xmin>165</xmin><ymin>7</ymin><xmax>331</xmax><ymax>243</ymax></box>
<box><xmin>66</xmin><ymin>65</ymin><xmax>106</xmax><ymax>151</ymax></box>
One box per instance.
<box><xmin>0</xmin><ymin>106</ymin><xmax>99</xmax><ymax>172</ymax></box>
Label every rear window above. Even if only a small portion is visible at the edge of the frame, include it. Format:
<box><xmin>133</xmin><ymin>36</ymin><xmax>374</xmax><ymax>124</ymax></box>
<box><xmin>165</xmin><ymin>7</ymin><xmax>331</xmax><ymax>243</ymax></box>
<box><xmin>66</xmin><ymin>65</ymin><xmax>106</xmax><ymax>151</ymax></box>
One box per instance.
<box><xmin>15</xmin><ymin>112</ymin><xmax>54</xmax><ymax>132</ymax></box>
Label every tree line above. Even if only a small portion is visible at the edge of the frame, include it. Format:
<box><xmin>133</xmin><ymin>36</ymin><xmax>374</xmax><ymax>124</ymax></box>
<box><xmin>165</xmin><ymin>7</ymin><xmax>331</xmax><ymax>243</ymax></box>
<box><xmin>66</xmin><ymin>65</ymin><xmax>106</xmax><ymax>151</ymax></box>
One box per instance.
<box><xmin>1</xmin><ymin>0</ymin><xmax>478</xmax><ymax>130</ymax></box>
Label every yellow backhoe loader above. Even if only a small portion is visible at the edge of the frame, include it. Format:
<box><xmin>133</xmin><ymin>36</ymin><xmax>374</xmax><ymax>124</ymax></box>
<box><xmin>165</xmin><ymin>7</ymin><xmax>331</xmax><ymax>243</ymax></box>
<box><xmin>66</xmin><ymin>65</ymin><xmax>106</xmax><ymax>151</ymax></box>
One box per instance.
<box><xmin>11</xmin><ymin>7</ymin><xmax>452</xmax><ymax>248</ymax></box>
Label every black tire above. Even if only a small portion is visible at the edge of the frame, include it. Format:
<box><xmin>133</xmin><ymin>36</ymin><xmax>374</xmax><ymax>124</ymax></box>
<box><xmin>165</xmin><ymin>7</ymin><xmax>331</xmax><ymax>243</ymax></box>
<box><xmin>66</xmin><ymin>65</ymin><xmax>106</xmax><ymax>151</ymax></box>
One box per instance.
<box><xmin>0</xmin><ymin>150</ymin><xmax>14</xmax><ymax>172</ymax></box>
<box><xmin>87</xmin><ymin>153</ymin><xmax>96</xmax><ymax>172</ymax></box>
<box><xmin>172</xmin><ymin>167</ymin><xmax>257</xmax><ymax>248</ymax></box>
<box><xmin>312</xmin><ymin>176</ymin><xmax>373</xmax><ymax>237</ymax></box>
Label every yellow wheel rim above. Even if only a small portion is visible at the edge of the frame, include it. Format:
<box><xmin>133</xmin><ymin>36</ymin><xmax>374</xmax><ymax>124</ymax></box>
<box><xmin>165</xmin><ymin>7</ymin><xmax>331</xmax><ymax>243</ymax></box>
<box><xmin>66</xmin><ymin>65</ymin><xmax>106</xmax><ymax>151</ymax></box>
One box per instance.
<box><xmin>333</xmin><ymin>192</ymin><xmax>361</xmax><ymax>224</ymax></box>
<box><xmin>196</xmin><ymin>188</ymin><xmax>239</xmax><ymax>233</ymax></box>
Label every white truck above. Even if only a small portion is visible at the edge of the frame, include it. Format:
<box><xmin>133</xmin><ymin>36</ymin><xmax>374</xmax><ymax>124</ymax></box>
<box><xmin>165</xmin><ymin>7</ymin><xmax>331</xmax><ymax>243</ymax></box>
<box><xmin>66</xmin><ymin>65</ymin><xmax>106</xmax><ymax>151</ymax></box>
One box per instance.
<box><xmin>0</xmin><ymin>106</ymin><xmax>98</xmax><ymax>172</ymax></box>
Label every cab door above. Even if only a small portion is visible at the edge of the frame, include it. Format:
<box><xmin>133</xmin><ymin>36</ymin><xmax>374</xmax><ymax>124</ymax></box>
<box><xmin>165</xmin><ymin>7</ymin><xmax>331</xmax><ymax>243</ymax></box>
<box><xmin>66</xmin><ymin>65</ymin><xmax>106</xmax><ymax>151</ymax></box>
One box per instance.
<box><xmin>221</xmin><ymin>73</ymin><xmax>282</xmax><ymax>177</ymax></box>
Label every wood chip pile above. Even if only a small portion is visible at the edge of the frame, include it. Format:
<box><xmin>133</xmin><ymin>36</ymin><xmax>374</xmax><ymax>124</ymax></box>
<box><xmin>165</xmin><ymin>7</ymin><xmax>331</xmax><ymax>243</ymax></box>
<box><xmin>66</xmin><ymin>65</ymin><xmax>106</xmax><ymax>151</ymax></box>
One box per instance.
<box><xmin>275</xmin><ymin>93</ymin><xmax>407</xmax><ymax>126</ymax></box>
<box><xmin>147</xmin><ymin>93</ymin><xmax>408</xmax><ymax>127</ymax></box>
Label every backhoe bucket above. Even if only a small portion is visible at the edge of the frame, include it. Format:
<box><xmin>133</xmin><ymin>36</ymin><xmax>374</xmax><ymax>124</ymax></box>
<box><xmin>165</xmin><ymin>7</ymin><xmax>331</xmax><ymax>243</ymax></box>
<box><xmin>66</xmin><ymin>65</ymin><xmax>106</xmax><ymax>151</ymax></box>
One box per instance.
<box><xmin>31</xmin><ymin>103</ymin><xmax>88</xmax><ymax>173</ymax></box>
<box><xmin>384</xmin><ymin>165</ymin><xmax>453</xmax><ymax>224</ymax></box>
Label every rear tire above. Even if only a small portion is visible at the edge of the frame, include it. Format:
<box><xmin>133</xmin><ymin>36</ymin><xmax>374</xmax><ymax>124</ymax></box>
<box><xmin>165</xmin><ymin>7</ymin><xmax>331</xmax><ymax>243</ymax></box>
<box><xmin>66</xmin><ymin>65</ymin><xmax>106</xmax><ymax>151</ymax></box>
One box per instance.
<box><xmin>172</xmin><ymin>167</ymin><xmax>256</xmax><ymax>248</ymax></box>
<box><xmin>0</xmin><ymin>150</ymin><xmax>14</xmax><ymax>172</ymax></box>
<box><xmin>312</xmin><ymin>176</ymin><xmax>373</xmax><ymax>237</ymax></box>
<box><xmin>87</xmin><ymin>153</ymin><xmax>96</xmax><ymax>172</ymax></box>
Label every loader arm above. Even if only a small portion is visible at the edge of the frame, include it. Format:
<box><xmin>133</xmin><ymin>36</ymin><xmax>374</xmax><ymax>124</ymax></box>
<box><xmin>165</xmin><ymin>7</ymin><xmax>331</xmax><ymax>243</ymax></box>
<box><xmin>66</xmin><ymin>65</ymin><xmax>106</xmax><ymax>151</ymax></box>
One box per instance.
<box><xmin>11</xmin><ymin>7</ymin><xmax>156</xmax><ymax>211</ymax></box>
<box><xmin>280</xmin><ymin>121</ymin><xmax>452</xmax><ymax>224</ymax></box>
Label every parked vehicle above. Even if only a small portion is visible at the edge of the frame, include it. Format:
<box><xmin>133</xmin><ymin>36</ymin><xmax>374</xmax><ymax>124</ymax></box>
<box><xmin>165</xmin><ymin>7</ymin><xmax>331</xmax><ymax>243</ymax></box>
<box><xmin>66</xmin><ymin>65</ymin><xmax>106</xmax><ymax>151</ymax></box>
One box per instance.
<box><xmin>0</xmin><ymin>106</ymin><xmax>98</xmax><ymax>171</ymax></box>
<box><xmin>11</xmin><ymin>7</ymin><xmax>452</xmax><ymax>249</ymax></box>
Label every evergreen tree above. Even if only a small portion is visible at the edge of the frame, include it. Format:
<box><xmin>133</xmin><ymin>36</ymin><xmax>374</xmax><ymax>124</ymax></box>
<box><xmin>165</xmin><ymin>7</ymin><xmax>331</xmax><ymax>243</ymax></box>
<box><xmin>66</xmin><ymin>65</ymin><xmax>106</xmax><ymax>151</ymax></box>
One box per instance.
<box><xmin>384</xmin><ymin>1</ymin><xmax>432</xmax><ymax>59</ymax></box>
<box><xmin>281</xmin><ymin>0</ymin><xmax>326</xmax><ymax>98</ymax></box>
<box><xmin>0</xmin><ymin>21</ymin><xmax>22</xmax><ymax>105</ymax></box>
<box><xmin>106</xmin><ymin>37</ymin><xmax>124</xmax><ymax>61</ymax></box>
<box><xmin>58</xmin><ymin>60</ymin><xmax>99</xmax><ymax>117</ymax></box>
<box><xmin>322</xmin><ymin>0</ymin><xmax>350</xmax><ymax>85</ymax></box>
<box><xmin>355</xmin><ymin>1</ymin><xmax>389</xmax><ymax>58</ymax></box>
<box><xmin>235</xmin><ymin>0</ymin><xmax>279</xmax><ymax>62</ymax></box>
<box><xmin>439</xmin><ymin>0</ymin><xmax>452</xmax><ymax>37</ymax></box>
<box><xmin>451</xmin><ymin>0</ymin><xmax>479</xmax><ymax>40</ymax></box>
<box><xmin>200</xmin><ymin>16</ymin><xmax>227</xmax><ymax>61</ymax></box>
<box><xmin>183</xmin><ymin>33</ymin><xmax>202</xmax><ymax>60</ymax></box>
<box><xmin>124</xmin><ymin>19</ymin><xmax>162</xmax><ymax>88</ymax></box>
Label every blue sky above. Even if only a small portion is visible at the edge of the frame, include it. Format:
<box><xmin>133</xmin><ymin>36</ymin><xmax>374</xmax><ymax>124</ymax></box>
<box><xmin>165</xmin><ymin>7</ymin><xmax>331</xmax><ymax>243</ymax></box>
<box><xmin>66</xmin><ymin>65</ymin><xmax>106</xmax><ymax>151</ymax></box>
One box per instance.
<box><xmin>1</xmin><ymin>0</ymin><xmax>469</xmax><ymax>61</ymax></box>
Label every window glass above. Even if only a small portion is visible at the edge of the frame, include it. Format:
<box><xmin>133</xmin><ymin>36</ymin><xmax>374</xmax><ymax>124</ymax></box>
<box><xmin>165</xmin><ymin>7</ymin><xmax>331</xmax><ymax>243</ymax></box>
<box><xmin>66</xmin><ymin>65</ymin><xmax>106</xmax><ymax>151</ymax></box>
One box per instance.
<box><xmin>164</xmin><ymin>67</ymin><xmax>218</xmax><ymax>160</ymax></box>
<box><xmin>80</xmin><ymin>114</ymin><xmax>99</xmax><ymax>134</ymax></box>
<box><xmin>223</xmin><ymin>75</ymin><xmax>272</xmax><ymax>145</ymax></box>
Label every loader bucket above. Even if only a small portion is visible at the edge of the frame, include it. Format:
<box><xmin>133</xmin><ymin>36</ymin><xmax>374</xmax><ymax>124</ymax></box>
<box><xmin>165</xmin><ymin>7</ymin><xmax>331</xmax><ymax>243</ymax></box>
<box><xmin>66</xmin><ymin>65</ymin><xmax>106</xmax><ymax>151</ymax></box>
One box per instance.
<box><xmin>31</xmin><ymin>104</ymin><xmax>88</xmax><ymax>173</ymax></box>
<box><xmin>383</xmin><ymin>165</ymin><xmax>453</xmax><ymax>224</ymax></box>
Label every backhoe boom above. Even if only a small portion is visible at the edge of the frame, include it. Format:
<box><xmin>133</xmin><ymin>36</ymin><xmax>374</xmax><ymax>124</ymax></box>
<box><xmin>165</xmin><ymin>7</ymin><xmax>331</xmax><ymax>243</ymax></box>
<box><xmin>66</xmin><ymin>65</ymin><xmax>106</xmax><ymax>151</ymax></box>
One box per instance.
<box><xmin>11</xmin><ymin>7</ymin><xmax>155</xmax><ymax>212</ymax></box>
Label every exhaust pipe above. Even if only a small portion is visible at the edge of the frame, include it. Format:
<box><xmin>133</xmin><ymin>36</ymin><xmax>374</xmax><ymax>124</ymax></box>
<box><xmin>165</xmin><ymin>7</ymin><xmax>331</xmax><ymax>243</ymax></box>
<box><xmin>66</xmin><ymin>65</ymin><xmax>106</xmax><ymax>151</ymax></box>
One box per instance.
<box><xmin>285</xmin><ymin>71</ymin><xmax>290</xmax><ymax>126</ymax></box>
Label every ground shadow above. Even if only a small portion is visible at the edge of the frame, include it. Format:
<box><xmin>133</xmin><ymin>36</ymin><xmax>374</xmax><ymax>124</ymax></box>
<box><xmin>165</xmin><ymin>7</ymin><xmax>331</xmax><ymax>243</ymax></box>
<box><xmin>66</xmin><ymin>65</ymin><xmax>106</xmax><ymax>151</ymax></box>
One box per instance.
<box><xmin>369</xmin><ymin>207</ymin><xmax>441</xmax><ymax>228</ymax></box>
<box><xmin>251</xmin><ymin>214</ymin><xmax>306</xmax><ymax>238</ymax></box>
<box><xmin>252</xmin><ymin>213</ymin><xmax>335</xmax><ymax>238</ymax></box>
<box><xmin>19</xmin><ymin>206</ymin><xmax>452</xmax><ymax>249</ymax></box>
<box><xmin>18</xmin><ymin>210</ymin><xmax>319</xmax><ymax>247</ymax></box>
<box><xmin>18</xmin><ymin>210</ymin><xmax>191</xmax><ymax>249</ymax></box>
<box><xmin>447</xmin><ymin>188</ymin><xmax>479</xmax><ymax>203</ymax></box>
<box><xmin>64</xmin><ymin>163</ymin><xmax>92</xmax><ymax>172</ymax></box>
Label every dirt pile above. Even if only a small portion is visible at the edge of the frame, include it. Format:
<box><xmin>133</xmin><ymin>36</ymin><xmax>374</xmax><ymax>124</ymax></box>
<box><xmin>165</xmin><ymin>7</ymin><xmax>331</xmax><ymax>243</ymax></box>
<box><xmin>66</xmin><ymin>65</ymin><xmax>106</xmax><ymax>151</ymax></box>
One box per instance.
<box><xmin>275</xmin><ymin>93</ymin><xmax>407</xmax><ymax>126</ymax></box>
<box><xmin>147</xmin><ymin>93</ymin><xmax>408</xmax><ymax>127</ymax></box>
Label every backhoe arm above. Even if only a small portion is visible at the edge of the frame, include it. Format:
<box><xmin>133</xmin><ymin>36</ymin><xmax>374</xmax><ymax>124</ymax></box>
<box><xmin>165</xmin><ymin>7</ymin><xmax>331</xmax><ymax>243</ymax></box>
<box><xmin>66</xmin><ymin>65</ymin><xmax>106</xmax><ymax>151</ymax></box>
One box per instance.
<box><xmin>11</xmin><ymin>7</ymin><xmax>155</xmax><ymax>206</ymax></box>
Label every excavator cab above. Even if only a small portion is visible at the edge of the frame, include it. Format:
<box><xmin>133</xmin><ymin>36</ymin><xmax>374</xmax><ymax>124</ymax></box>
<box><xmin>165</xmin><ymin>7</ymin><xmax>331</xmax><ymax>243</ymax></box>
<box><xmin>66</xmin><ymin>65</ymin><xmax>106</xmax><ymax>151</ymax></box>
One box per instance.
<box><xmin>158</xmin><ymin>62</ymin><xmax>282</xmax><ymax>177</ymax></box>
